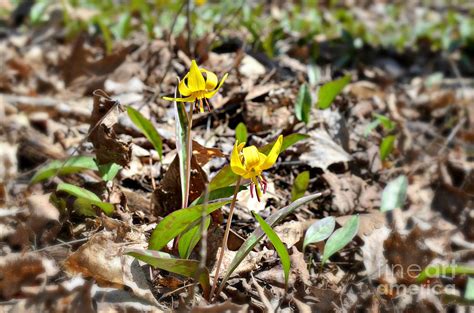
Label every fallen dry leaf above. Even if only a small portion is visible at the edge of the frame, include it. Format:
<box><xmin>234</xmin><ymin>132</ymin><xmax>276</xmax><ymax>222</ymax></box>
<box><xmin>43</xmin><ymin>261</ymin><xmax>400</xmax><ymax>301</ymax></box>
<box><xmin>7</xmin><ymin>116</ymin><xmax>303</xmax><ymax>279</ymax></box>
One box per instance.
<box><xmin>88</xmin><ymin>89</ymin><xmax>131</xmax><ymax>166</ymax></box>
<box><xmin>300</xmin><ymin>129</ymin><xmax>351</xmax><ymax>170</ymax></box>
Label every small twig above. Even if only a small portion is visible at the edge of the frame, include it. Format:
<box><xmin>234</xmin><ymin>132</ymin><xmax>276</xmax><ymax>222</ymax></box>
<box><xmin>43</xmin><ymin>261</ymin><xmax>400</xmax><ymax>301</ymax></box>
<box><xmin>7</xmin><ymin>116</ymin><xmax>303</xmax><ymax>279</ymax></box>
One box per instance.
<box><xmin>34</xmin><ymin>238</ymin><xmax>89</xmax><ymax>252</ymax></box>
<box><xmin>210</xmin><ymin>177</ymin><xmax>242</xmax><ymax>301</ymax></box>
<box><xmin>186</xmin><ymin>0</ymin><xmax>192</xmax><ymax>57</ymax></box>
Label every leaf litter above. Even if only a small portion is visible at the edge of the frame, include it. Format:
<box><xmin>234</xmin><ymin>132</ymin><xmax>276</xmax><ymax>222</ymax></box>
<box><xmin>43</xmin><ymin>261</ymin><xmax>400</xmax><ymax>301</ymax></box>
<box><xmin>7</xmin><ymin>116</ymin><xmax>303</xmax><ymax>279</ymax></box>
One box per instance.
<box><xmin>1</xmin><ymin>1</ymin><xmax>474</xmax><ymax>312</ymax></box>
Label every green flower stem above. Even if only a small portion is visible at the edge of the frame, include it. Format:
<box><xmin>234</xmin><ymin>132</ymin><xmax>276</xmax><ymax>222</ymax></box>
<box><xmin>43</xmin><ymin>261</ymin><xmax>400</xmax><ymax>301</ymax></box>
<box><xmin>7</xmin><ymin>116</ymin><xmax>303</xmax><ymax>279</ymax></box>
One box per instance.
<box><xmin>183</xmin><ymin>105</ymin><xmax>194</xmax><ymax>209</ymax></box>
<box><xmin>210</xmin><ymin>177</ymin><xmax>242</xmax><ymax>301</ymax></box>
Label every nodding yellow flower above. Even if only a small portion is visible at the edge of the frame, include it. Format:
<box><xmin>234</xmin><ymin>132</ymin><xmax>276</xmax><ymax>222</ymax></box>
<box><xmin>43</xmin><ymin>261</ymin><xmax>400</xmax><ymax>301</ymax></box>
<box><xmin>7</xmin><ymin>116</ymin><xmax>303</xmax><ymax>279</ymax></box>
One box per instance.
<box><xmin>163</xmin><ymin>60</ymin><xmax>228</xmax><ymax>113</ymax></box>
<box><xmin>231</xmin><ymin>135</ymin><xmax>283</xmax><ymax>201</ymax></box>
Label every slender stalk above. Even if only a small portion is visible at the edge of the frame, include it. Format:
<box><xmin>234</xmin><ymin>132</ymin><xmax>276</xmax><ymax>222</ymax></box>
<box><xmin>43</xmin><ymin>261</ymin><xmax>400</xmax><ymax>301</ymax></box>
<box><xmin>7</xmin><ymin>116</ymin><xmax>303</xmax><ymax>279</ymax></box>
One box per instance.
<box><xmin>210</xmin><ymin>177</ymin><xmax>242</xmax><ymax>301</ymax></box>
<box><xmin>182</xmin><ymin>106</ymin><xmax>194</xmax><ymax>209</ymax></box>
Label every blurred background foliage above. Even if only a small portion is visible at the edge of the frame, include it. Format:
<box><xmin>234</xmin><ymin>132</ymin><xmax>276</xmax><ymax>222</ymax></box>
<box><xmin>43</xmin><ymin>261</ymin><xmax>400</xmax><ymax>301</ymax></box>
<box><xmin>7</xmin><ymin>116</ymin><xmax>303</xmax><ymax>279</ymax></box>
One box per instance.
<box><xmin>1</xmin><ymin>0</ymin><xmax>474</xmax><ymax>71</ymax></box>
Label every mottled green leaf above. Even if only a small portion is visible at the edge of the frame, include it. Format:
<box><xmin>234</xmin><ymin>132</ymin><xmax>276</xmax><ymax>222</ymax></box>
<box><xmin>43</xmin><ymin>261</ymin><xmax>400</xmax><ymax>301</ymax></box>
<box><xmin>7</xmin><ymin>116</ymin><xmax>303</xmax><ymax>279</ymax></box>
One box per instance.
<box><xmin>192</xmin><ymin>186</ymin><xmax>246</xmax><ymax>205</ymax></box>
<box><xmin>322</xmin><ymin>215</ymin><xmax>359</xmax><ymax>264</ymax></box>
<box><xmin>149</xmin><ymin>200</ymin><xmax>231</xmax><ymax>251</ymax></box>
<box><xmin>219</xmin><ymin>193</ymin><xmax>322</xmax><ymax>293</ymax></box>
<box><xmin>252</xmin><ymin>211</ymin><xmax>291</xmax><ymax>288</ymax></box>
<box><xmin>380</xmin><ymin>175</ymin><xmax>408</xmax><ymax>212</ymax></box>
<box><xmin>125</xmin><ymin>248</ymin><xmax>210</xmax><ymax>298</ymax></box>
<box><xmin>178</xmin><ymin>216</ymin><xmax>210</xmax><ymax>259</ymax></box>
<box><xmin>303</xmin><ymin>216</ymin><xmax>336</xmax><ymax>251</ymax></box>
<box><xmin>259</xmin><ymin>133</ymin><xmax>309</xmax><ymax>155</ymax></box>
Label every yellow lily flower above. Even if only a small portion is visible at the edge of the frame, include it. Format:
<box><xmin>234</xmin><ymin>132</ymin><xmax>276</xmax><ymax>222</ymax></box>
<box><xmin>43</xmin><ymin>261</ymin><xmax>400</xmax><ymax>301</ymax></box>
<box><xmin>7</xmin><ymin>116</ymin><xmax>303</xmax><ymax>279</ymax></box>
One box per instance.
<box><xmin>163</xmin><ymin>60</ymin><xmax>228</xmax><ymax>113</ymax></box>
<box><xmin>230</xmin><ymin>135</ymin><xmax>283</xmax><ymax>201</ymax></box>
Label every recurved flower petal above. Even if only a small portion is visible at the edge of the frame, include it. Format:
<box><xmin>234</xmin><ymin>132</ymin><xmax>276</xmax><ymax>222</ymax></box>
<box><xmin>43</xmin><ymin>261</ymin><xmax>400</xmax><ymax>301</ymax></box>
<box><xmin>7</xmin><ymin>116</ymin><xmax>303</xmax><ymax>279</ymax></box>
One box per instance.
<box><xmin>205</xmin><ymin>73</ymin><xmax>228</xmax><ymax>99</ymax></box>
<box><xmin>260</xmin><ymin>135</ymin><xmax>283</xmax><ymax>170</ymax></box>
<box><xmin>231</xmin><ymin>143</ymin><xmax>247</xmax><ymax>176</ymax></box>
<box><xmin>178</xmin><ymin>75</ymin><xmax>192</xmax><ymax>96</ymax></box>
<box><xmin>201</xmin><ymin>69</ymin><xmax>218</xmax><ymax>90</ymax></box>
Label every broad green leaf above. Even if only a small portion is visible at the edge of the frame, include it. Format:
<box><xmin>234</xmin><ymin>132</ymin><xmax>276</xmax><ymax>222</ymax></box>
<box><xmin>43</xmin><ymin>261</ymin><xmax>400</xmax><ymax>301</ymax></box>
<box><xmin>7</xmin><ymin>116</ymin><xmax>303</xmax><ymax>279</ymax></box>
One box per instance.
<box><xmin>380</xmin><ymin>135</ymin><xmax>396</xmax><ymax>160</ymax></box>
<box><xmin>174</xmin><ymin>98</ymin><xmax>192</xmax><ymax>208</ymax></box>
<box><xmin>218</xmin><ymin>193</ymin><xmax>322</xmax><ymax>293</ymax></box>
<box><xmin>465</xmin><ymin>277</ymin><xmax>474</xmax><ymax>301</ymax></box>
<box><xmin>57</xmin><ymin>183</ymin><xmax>114</xmax><ymax>215</ymax></box>
<box><xmin>192</xmin><ymin>186</ymin><xmax>246</xmax><ymax>205</ymax></box>
<box><xmin>149</xmin><ymin>200</ymin><xmax>231</xmax><ymax>251</ymax></box>
<box><xmin>317</xmin><ymin>75</ymin><xmax>351</xmax><ymax>109</ymax></box>
<box><xmin>295</xmin><ymin>84</ymin><xmax>312</xmax><ymax>124</ymax></box>
<box><xmin>291</xmin><ymin>171</ymin><xmax>310</xmax><ymax>201</ymax></box>
<box><xmin>209</xmin><ymin>166</ymin><xmax>239</xmax><ymax>192</ymax></box>
<box><xmin>303</xmin><ymin>216</ymin><xmax>336</xmax><ymax>251</ymax></box>
<box><xmin>210</xmin><ymin>134</ymin><xmax>309</xmax><ymax>191</ymax></box>
<box><xmin>31</xmin><ymin>156</ymin><xmax>98</xmax><ymax>184</ymax></box>
<box><xmin>235</xmin><ymin>122</ymin><xmax>248</xmax><ymax>144</ymax></box>
<box><xmin>125</xmin><ymin>248</ymin><xmax>210</xmax><ymax>298</ymax></box>
<box><xmin>416</xmin><ymin>264</ymin><xmax>474</xmax><ymax>283</ymax></box>
<box><xmin>259</xmin><ymin>133</ymin><xmax>310</xmax><ymax>155</ymax></box>
<box><xmin>380</xmin><ymin>175</ymin><xmax>408</xmax><ymax>212</ymax></box>
<box><xmin>127</xmin><ymin>106</ymin><xmax>163</xmax><ymax>159</ymax></box>
<box><xmin>322</xmin><ymin>215</ymin><xmax>359</xmax><ymax>264</ymax></box>
<box><xmin>97</xmin><ymin>163</ymin><xmax>122</xmax><ymax>182</ymax></box>
<box><xmin>252</xmin><ymin>211</ymin><xmax>291</xmax><ymax>288</ymax></box>
<box><xmin>178</xmin><ymin>216</ymin><xmax>210</xmax><ymax>259</ymax></box>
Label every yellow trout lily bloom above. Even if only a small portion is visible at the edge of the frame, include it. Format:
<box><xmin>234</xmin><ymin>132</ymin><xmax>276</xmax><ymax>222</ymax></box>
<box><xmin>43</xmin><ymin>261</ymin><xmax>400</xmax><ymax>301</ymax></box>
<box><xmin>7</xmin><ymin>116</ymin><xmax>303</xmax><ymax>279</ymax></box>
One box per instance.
<box><xmin>163</xmin><ymin>60</ymin><xmax>228</xmax><ymax>113</ymax></box>
<box><xmin>231</xmin><ymin>135</ymin><xmax>283</xmax><ymax>201</ymax></box>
